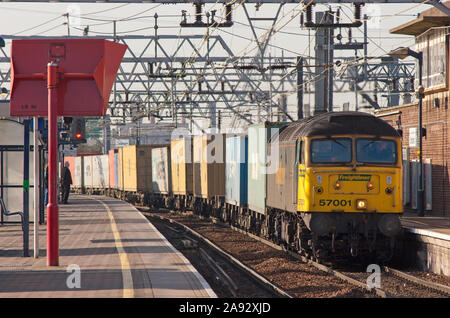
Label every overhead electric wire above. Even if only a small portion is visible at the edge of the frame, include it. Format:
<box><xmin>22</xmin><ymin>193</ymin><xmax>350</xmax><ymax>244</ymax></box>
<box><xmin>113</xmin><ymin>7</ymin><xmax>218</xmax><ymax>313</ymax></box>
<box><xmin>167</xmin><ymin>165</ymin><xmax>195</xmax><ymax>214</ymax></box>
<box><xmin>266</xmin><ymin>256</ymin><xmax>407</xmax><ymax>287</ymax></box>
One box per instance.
<box><xmin>32</xmin><ymin>23</ymin><xmax>66</xmax><ymax>36</ymax></box>
<box><xmin>11</xmin><ymin>15</ymin><xmax>64</xmax><ymax>36</ymax></box>
<box><xmin>6</xmin><ymin>2</ymin><xmax>417</xmax><ymax>124</ymax></box>
<box><xmin>82</xmin><ymin>3</ymin><xmax>131</xmax><ymax>16</ymax></box>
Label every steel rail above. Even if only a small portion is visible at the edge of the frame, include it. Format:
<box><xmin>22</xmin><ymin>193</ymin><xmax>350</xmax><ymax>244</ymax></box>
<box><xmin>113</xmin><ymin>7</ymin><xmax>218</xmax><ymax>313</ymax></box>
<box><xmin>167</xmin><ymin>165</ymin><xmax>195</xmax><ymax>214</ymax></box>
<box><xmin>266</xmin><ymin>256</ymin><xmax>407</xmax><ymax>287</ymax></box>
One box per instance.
<box><xmin>383</xmin><ymin>266</ymin><xmax>450</xmax><ymax>296</ymax></box>
<box><xmin>225</xmin><ymin>221</ymin><xmax>393</xmax><ymax>298</ymax></box>
<box><xmin>144</xmin><ymin>211</ymin><xmax>294</xmax><ymax>298</ymax></box>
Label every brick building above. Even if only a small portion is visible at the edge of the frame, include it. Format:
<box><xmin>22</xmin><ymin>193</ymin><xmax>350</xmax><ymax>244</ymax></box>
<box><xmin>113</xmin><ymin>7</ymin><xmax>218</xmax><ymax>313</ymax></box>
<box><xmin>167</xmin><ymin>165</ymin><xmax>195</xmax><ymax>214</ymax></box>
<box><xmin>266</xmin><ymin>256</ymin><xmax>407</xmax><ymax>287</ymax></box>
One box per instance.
<box><xmin>375</xmin><ymin>3</ymin><xmax>450</xmax><ymax>217</ymax></box>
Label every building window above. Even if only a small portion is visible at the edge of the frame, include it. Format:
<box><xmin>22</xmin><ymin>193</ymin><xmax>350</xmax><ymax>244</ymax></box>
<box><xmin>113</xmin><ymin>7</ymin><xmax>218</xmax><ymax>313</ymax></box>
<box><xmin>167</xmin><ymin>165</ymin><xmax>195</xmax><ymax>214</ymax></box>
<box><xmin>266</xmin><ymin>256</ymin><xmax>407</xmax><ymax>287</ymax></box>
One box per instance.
<box><xmin>416</xmin><ymin>27</ymin><xmax>448</xmax><ymax>89</ymax></box>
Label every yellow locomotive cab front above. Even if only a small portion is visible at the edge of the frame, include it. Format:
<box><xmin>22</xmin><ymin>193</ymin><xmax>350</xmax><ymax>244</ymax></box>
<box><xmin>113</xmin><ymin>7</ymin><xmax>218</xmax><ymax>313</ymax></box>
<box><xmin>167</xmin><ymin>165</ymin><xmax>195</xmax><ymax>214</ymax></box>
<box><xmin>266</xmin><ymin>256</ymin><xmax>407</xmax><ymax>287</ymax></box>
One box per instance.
<box><xmin>297</xmin><ymin>135</ymin><xmax>403</xmax><ymax>215</ymax></box>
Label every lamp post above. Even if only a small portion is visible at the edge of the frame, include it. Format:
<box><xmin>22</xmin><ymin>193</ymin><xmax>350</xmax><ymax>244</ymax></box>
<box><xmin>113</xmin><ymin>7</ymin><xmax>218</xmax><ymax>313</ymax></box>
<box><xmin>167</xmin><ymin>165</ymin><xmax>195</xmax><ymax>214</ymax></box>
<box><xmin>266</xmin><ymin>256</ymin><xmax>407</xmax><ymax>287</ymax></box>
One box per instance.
<box><xmin>388</xmin><ymin>47</ymin><xmax>424</xmax><ymax>217</ymax></box>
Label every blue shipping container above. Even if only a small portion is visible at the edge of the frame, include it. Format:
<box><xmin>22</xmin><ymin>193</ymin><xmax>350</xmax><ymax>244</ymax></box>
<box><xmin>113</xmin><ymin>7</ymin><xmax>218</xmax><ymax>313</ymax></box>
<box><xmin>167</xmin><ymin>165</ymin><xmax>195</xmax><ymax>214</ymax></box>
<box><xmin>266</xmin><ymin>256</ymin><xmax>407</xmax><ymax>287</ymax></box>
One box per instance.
<box><xmin>114</xmin><ymin>153</ymin><xmax>118</xmax><ymax>189</ymax></box>
<box><xmin>225</xmin><ymin>135</ymin><xmax>248</xmax><ymax>206</ymax></box>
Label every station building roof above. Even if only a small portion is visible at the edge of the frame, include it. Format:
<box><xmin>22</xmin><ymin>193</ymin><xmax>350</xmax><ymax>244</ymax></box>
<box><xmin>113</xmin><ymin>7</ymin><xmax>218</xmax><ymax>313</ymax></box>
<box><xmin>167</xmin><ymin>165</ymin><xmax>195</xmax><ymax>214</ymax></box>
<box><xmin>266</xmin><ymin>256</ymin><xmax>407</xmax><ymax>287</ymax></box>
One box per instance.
<box><xmin>390</xmin><ymin>1</ymin><xmax>450</xmax><ymax>36</ymax></box>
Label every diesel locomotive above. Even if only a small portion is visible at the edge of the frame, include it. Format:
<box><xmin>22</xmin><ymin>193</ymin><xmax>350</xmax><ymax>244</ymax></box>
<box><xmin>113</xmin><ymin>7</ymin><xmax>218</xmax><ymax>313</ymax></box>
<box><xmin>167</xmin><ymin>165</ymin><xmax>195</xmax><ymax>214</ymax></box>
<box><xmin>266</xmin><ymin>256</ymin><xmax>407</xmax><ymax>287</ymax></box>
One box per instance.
<box><xmin>264</xmin><ymin>112</ymin><xmax>403</xmax><ymax>261</ymax></box>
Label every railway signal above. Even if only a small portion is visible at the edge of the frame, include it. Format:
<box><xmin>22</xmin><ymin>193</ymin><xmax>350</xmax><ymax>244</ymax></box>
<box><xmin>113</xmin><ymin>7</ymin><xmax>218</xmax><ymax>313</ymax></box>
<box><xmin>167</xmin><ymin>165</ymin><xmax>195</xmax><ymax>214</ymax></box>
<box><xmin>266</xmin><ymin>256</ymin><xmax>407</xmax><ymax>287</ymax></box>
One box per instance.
<box><xmin>70</xmin><ymin>118</ymin><xmax>86</xmax><ymax>144</ymax></box>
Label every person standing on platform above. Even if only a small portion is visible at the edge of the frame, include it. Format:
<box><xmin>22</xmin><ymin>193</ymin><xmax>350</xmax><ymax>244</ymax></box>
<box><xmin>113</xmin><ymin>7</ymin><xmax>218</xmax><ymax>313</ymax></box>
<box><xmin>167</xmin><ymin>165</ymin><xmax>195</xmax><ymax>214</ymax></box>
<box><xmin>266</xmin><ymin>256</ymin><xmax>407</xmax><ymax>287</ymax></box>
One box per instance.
<box><xmin>60</xmin><ymin>161</ymin><xmax>73</xmax><ymax>204</ymax></box>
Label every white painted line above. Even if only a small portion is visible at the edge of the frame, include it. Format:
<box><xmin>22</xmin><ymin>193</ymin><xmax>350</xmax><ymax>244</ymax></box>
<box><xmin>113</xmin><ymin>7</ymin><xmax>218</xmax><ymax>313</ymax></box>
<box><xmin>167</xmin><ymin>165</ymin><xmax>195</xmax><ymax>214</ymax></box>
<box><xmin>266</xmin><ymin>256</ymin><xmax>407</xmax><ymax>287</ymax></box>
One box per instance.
<box><xmin>133</xmin><ymin>207</ymin><xmax>217</xmax><ymax>298</ymax></box>
<box><xmin>404</xmin><ymin>226</ymin><xmax>450</xmax><ymax>242</ymax></box>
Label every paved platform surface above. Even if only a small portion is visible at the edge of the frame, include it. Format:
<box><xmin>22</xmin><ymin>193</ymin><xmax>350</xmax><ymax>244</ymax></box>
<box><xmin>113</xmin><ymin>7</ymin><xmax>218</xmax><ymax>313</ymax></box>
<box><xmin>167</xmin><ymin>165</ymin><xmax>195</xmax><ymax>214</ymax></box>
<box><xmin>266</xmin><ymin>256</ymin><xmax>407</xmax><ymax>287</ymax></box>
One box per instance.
<box><xmin>0</xmin><ymin>194</ymin><xmax>216</xmax><ymax>298</ymax></box>
<box><xmin>401</xmin><ymin>212</ymin><xmax>450</xmax><ymax>242</ymax></box>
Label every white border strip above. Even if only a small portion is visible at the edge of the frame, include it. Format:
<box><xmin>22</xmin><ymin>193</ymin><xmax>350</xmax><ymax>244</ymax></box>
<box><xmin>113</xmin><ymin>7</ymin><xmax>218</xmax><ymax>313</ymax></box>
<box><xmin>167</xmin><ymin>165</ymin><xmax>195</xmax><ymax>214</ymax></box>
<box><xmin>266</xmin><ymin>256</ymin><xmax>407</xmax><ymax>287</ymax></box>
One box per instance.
<box><xmin>132</xmin><ymin>205</ymin><xmax>217</xmax><ymax>298</ymax></box>
<box><xmin>404</xmin><ymin>226</ymin><xmax>450</xmax><ymax>243</ymax></box>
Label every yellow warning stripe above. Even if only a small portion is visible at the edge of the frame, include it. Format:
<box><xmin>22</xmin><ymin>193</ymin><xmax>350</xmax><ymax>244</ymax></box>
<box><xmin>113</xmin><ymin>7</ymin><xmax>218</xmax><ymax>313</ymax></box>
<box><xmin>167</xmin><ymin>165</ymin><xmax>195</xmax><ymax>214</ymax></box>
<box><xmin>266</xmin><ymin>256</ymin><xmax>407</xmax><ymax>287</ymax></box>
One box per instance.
<box><xmin>97</xmin><ymin>199</ymin><xmax>135</xmax><ymax>298</ymax></box>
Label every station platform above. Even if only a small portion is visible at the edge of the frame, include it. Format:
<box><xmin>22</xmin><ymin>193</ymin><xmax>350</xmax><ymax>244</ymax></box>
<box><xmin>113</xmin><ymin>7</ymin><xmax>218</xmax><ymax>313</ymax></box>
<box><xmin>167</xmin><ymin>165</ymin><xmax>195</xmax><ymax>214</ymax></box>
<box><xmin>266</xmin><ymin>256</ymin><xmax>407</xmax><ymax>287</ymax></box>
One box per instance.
<box><xmin>0</xmin><ymin>194</ymin><xmax>216</xmax><ymax>298</ymax></box>
<box><xmin>399</xmin><ymin>213</ymin><xmax>450</xmax><ymax>277</ymax></box>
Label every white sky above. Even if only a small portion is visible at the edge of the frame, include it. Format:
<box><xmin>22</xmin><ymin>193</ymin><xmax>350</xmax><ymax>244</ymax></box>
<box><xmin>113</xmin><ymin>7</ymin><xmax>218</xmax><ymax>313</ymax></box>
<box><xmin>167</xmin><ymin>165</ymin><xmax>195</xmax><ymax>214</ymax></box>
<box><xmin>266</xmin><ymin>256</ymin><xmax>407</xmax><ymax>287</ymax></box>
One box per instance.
<box><xmin>0</xmin><ymin>2</ymin><xmax>427</xmax><ymax>56</ymax></box>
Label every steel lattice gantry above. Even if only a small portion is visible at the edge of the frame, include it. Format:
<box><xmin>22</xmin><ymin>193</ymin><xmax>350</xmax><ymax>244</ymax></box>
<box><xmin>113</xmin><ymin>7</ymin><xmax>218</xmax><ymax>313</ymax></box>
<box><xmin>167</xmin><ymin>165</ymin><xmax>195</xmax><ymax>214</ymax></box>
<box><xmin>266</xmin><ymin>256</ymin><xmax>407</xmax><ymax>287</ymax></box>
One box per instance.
<box><xmin>0</xmin><ymin>0</ymin><xmax>449</xmax><ymax>15</ymax></box>
<box><xmin>0</xmin><ymin>34</ymin><xmax>307</xmax><ymax>126</ymax></box>
<box><xmin>0</xmin><ymin>34</ymin><xmax>416</xmax><ymax>126</ymax></box>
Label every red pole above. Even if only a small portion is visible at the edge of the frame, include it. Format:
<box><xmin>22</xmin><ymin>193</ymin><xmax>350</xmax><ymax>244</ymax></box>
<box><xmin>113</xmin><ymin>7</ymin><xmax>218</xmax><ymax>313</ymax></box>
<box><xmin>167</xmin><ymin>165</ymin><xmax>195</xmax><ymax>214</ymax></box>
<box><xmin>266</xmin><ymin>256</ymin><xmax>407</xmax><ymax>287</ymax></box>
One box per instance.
<box><xmin>47</xmin><ymin>62</ymin><xmax>59</xmax><ymax>266</ymax></box>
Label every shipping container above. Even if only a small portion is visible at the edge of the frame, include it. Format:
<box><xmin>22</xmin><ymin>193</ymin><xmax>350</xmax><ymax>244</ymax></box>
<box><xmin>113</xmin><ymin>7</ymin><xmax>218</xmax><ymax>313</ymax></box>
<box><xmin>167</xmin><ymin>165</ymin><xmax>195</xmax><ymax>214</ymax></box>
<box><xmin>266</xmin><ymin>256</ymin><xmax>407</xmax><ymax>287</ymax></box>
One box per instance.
<box><xmin>114</xmin><ymin>153</ymin><xmax>118</xmax><ymax>189</ymax></box>
<box><xmin>194</xmin><ymin>133</ymin><xmax>226</xmax><ymax>199</ymax></box>
<box><xmin>83</xmin><ymin>155</ymin><xmax>93</xmax><ymax>190</ymax></box>
<box><xmin>225</xmin><ymin>135</ymin><xmax>248</xmax><ymax>206</ymax></box>
<box><xmin>170</xmin><ymin>137</ymin><xmax>193</xmax><ymax>196</ymax></box>
<box><xmin>74</xmin><ymin>156</ymin><xmax>84</xmax><ymax>189</ymax></box>
<box><xmin>152</xmin><ymin>146</ymin><xmax>171</xmax><ymax>194</ymax></box>
<box><xmin>247</xmin><ymin>122</ymin><xmax>286</xmax><ymax>215</ymax></box>
<box><xmin>122</xmin><ymin>144</ymin><xmax>167</xmax><ymax>192</ymax></box>
<box><xmin>193</xmin><ymin>135</ymin><xmax>202</xmax><ymax>197</ymax></box>
<box><xmin>108</xmin><ymin>149</ymin><xmax>118</xmax><ymax>189</ymax></box>
<box><xmin>117</xmin><ymin>147</ymin><xmax>123</xmax><ymax>191</ymax></box>
<box><xmin>92</xmin><ymin>154</ymin><xmax>109</xmax><ymax>189</ymax></box>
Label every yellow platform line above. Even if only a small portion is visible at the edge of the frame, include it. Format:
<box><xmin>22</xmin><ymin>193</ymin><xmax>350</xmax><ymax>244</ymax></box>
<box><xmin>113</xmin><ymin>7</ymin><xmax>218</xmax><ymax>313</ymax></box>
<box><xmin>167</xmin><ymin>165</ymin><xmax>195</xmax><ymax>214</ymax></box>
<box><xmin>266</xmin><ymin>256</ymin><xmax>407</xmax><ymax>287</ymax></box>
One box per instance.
<box><xmin>96</xmin><ymin>199</ymin><xmax>135</xmax><ymax>298</ymax></box>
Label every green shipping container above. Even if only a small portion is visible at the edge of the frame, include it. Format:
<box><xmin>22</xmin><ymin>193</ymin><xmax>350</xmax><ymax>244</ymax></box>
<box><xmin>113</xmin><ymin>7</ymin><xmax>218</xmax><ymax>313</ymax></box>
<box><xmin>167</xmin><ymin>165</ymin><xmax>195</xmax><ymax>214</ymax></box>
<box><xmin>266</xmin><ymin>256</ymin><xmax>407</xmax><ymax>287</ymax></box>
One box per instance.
<box><xmin>247</xmin><ymin>122</ymin><xmax>286</xmax><ymax>215</ymax></box>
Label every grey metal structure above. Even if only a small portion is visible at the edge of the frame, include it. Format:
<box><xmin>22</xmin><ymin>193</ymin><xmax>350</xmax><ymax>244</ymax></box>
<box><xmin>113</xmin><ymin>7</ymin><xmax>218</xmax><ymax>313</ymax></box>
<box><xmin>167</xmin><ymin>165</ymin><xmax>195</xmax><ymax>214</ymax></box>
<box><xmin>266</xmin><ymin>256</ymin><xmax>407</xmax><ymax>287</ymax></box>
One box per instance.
<box><xmin>1</xmin><ymin>0</ymin><xmax>449</xmax><ymax>18</ymax></box>
<box><xmin>0</xmin><ymin>1</ymin><xmax>420</xmax><ymax>142</ymax></box>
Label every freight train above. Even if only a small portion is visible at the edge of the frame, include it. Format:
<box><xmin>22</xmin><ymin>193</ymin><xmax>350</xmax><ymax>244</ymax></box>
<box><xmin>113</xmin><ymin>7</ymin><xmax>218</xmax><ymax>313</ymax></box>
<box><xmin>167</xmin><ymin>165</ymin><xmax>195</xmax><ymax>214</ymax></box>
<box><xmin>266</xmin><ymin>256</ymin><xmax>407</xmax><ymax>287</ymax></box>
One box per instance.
<box><xmin>66</xmin><ymin>111</ymin><xmax>403</xmax><ymax>262</ymax></box>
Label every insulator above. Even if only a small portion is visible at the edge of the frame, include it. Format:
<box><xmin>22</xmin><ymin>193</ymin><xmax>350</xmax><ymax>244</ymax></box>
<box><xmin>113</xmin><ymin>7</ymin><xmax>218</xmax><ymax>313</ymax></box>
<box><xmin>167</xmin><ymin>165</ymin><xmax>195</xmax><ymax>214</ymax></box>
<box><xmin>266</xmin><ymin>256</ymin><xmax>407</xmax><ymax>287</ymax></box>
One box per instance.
<box><xmin>306</xmin><ymin>5</ymin><xmax>313</xmax><ymax>24</ymax></box>
<box><xmin>354</xmin><ymin>3</ymin><xmax>362</xmax><ymax>22</ymax></box>
<box><xmin>226</xmin><ymin>4</ymin><xmax>232</xmax><ymax>23</ymax></box>
<box><xmin>300</xmin><ymin>12</ymin><xmax>304</xmax><ymax>26</ymax></box>
<box><xmin>195</xmin><ymin>3</ymin><xmax>203</xmax><ymax>24</ymax></box>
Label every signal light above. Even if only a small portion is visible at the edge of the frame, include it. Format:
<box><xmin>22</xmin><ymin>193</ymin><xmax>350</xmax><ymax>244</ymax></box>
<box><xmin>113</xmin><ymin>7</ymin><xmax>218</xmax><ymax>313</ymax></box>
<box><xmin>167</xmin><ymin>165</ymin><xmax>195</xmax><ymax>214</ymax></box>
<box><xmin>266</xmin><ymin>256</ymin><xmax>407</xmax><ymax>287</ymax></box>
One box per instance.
<box><xmin>70</xmin><ymin>117</ymin><xmax>86</xmax><ymax>143</ymax></box>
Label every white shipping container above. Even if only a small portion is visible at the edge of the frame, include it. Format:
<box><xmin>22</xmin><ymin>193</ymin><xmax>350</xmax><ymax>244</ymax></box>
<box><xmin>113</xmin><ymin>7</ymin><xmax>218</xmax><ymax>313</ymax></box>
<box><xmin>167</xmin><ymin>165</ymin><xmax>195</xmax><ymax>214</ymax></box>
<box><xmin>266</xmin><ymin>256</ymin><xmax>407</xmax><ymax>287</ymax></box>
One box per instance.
<box><xmin>74</xmin><ymin>156</ymin><xmax>84</xmax><ymax>189</ymax></box>
<box><xmin>92</xmin><ymin>155</ymin><xmax>109</xmax><ymax>189</ymax></box>
<box><xmin>152</xmin><ymin>147</ymin><xmax>171</xmax><ymax>194</ymax></box>
<box><xmin>83</xmin><ymin>156</ymin><xmax>93</xmax><ymax>190</ymax></box>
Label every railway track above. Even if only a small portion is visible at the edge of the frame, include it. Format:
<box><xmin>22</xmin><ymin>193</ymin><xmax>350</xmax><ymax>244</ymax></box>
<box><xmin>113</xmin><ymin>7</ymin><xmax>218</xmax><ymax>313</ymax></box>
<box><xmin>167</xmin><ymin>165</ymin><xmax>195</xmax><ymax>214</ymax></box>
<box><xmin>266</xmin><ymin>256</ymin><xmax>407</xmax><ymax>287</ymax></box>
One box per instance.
<box><xmin>142</xmin><ymin>210</ymin><xmax>289</xmax><ymax>298</ymax></box>
<box><xmin>339</xmin><ymin>266</ymin><xmax>450</xmax><ymax>298</ymax></box>
<box><xmin>383</xmin><ymin>267</ymin><xmax>450</xmax><ymax>296</ymax></box>
<box><xmin>138</xmin><ymin>208</ymin><xmax>375</xmax><ymax>298</ymax></box>
<box><xmin>137</xmin><ymin>205</ymin><xmax>450</xmax><ymax>298</ymax></box>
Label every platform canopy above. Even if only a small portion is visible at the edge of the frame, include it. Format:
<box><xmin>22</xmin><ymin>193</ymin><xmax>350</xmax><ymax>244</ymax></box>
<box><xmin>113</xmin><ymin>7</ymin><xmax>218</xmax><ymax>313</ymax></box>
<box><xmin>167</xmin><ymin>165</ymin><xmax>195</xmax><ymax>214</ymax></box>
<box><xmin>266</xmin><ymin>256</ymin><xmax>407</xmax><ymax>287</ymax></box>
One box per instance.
<box><xmin>390</xmin><ymin>1</ymin><xmax>450</xmax><ymax>35</ymax></box>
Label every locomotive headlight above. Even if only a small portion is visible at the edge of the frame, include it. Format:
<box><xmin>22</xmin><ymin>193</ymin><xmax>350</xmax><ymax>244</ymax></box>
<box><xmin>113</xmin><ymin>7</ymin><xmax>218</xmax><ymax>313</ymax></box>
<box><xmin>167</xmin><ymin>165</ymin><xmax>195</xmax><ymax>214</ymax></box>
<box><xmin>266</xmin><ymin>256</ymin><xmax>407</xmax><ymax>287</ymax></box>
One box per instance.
<box><xmin>367</xmin><ymin>182</ymin><xmax>374</xmax><ymax>191</ymax></box>
<box><xmin>316</xmin><ymin>186</ymin><xmax>323</xmax><ymax>194</ymax></box>
<box><xmin>356</xmin><ymin>199</ymin><xmax>368</xmax><ymax>210</ymax></box>
<box><xmin>385</xmin><ymin>187</ymin><xmax>393</xmax><ymax>195</ymax></box>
